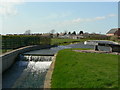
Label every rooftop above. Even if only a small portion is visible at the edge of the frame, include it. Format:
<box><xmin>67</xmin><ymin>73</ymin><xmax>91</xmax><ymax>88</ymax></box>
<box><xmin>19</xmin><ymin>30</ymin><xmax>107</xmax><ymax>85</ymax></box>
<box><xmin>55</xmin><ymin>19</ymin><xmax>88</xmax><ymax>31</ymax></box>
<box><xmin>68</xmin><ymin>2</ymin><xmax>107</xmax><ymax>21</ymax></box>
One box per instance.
<box><xmin>106</xmin><ymin>28</ymin><xmax>119</xmax><ymax>34</ymax></box>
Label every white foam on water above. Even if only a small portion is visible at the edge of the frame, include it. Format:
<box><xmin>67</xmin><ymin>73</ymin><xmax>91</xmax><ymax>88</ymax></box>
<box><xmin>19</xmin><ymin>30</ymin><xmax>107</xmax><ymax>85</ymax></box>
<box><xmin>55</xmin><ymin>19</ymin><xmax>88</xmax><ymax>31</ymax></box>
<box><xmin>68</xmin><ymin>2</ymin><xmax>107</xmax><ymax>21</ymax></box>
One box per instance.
<box><xmin>23</xmin><ymin>55</ymin><xmax>53</xmax><ymax>61</ymax></box>
<box><xmin>19</xmin><ymin>55</ymin><xmax>53</xmax><ymax>73</ymax></box>
<box><xmin>26</xmin><ymin>61</ymin><xmax>52</xmax><ymax>73</ymax></box>
<box><xmin>11</xmin><ymin>56</ymin><xmax>53</xmax><ymax>88</ymax></box>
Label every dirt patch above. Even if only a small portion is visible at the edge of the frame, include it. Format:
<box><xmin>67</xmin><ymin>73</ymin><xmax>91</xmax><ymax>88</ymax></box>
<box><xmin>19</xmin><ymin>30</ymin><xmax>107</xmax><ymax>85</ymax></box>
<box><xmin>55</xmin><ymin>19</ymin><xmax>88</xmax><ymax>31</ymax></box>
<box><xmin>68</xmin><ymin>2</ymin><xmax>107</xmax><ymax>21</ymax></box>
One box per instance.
<box><xmin>73</xmin><ymin>50</ymin><xmax>120</xmax><ymax>55</ymax></box>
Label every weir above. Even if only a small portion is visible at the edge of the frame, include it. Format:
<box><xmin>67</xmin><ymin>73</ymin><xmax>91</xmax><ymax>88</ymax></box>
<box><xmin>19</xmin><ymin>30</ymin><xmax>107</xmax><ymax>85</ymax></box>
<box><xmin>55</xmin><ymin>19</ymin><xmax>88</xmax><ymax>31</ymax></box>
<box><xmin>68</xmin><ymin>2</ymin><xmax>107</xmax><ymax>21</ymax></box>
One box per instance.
<box><xmin>20</xmin><ymin>54</ymin><xmax>53</xmax><ymax>61</ymax></box>
<box><xmin>2</xmin><ymin>45</ymin><xmax>72</xmax><ymax>88</ymax></box>
<box><xmin>3</xmin><ymin>54</ymin><xmax>54</xmax><ymax>88</ymax></box>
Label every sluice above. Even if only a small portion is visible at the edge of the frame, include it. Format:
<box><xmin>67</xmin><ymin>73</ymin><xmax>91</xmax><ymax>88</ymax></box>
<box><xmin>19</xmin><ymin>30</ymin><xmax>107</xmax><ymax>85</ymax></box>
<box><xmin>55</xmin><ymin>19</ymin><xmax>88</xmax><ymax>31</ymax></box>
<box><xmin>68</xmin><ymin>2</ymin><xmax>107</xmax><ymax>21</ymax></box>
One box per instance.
<box><xmin>19</xmin><ymin>54</ymin><xmax>53</xmax><ymax>61</ymax></box>
<box><xmin>3</xmin><ymin>54</ymin><xmax>54</xmax><ymax>88</ymax></box>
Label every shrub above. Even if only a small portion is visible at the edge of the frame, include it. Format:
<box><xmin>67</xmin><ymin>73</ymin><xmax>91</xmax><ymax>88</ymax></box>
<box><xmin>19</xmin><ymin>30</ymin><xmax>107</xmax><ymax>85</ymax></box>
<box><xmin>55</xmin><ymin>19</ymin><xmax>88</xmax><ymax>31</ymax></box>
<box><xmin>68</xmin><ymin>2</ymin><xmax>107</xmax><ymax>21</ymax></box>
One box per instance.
<box><xmin>2</xmin><ymin>35</ymin><xmax>51</xmax><ymax>49</ymax></box>
<box><xmin>110</xmin><ymin>35</ymin><xmax>118</xmax><ymax>41</ymax></box>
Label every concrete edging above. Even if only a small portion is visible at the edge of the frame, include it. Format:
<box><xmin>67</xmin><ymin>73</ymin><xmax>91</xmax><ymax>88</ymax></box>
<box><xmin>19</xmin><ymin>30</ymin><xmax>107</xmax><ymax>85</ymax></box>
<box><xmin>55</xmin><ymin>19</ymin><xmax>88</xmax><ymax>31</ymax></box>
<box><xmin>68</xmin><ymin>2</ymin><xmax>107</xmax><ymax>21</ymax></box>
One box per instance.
<box><xmin>1</xmin><ymin>45</ymin><xmax>52</xmax><ymax>73</ymax></box>
<box><xmin>73</xmin><ymin>50</ymin><xmax>120</xmax><ymax>55</ymax></box>
<box><xmin>44</xmin><ymin>53</ymin><xmax>57</xmax><ymax>88</ymax></box>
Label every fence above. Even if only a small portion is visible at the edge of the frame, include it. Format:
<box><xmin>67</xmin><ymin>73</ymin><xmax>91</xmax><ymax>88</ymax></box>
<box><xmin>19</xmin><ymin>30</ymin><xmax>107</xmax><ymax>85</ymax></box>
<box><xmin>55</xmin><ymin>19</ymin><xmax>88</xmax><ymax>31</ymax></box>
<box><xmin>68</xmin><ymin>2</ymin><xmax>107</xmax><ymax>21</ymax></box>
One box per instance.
<box><xmin>2</xmin><ymin>35</ymin><xmax>51</xmax><ymax>49</ymax></box>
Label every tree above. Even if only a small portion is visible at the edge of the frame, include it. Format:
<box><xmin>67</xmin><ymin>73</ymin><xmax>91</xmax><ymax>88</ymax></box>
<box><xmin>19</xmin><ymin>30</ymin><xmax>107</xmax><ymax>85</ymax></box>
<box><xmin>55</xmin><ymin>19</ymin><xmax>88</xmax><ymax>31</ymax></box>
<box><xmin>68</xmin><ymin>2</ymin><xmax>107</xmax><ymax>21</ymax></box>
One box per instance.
<box><xmin>72</xmin><ymin>31</ymin><xmax>76</xmax><ymax>35</ymax></box>
<box><xmin>79</xmin><ymin>31</ymin><xmax>83</xmax><ymax>35</ymax></box>
<box><xmin>24</xmin><ymin>30</ymin><xmax>31</xmax><ymax>35</ymax></box>
<box><xmin>68</xmin><ymin>32</ymin><xmax>71</xmax><ymax>35</ymax></box>
<box><xmin>64</xmin><ymin>32</ymin><xmax>67</xmax><ymax>35</ymax></box>
<box><xmin>63</xmin><ymin>31</ymin><xmax>67</xmax><ymax>35</ymax></box>
<box><xmin>49</xmin><ymin>29</ymin><xmax>55</xmax><ymax>38</ymax></box>
<box><xmin>50</xmin><ymin>29</ymin><xmax>55</xmax><ymax>34</ymax></box>
<box><xmin>57</xmin><ymin>33</ymin><xmax>59</xmax><ymax>37</ymax></box>
<box><xmin>110</xmin><ymin>35</ymin><xmax>118</xmax><ymax>41</ymax></box>
<box><xmin>50</xmin><ymin>33</ymin><xmax>53</xmax><ymax>38</ymax></box>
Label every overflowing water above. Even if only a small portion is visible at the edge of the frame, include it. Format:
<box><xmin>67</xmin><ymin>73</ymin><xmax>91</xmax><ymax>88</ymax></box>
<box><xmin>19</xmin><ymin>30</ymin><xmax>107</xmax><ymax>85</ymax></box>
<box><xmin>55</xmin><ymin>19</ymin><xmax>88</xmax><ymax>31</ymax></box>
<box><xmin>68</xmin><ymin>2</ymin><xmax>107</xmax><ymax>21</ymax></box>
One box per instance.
<box><xmin>20</xmin><ymin>54</ymin><xmax>53</xmax><ymax>62</ymax></box>
<box><xmin>3</xmin><ymin>54</ymin><xmax>53</xmax><ymax>88</ymax></box>
<box><xmin>13</xmin><ymin>61</ymin><xmax>52</xmax><ymax>88</ymax></box>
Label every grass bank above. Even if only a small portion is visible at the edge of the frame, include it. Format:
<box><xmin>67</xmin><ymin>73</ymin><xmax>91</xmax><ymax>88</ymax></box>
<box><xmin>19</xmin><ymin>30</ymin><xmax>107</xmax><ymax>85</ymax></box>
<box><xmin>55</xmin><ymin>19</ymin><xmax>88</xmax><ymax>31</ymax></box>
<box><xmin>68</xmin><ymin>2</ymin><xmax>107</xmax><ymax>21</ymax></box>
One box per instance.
<box><xmin>0</xmin><ymin>49</ymin><xmax>13</xmax><ymax>55</ymax></box>
<box><xmin>51</xmin><ymin>48</ymin><xmax>118</xmax><ymax>88</ymax></box>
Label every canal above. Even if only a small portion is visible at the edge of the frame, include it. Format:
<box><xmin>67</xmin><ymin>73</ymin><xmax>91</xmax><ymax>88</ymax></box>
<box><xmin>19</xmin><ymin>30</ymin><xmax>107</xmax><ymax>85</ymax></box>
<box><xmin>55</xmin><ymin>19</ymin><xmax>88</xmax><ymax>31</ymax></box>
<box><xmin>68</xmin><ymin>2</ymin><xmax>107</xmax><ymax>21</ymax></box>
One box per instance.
<box><xmin>2</xmin><ymin>42</ymin><xmax>111</xmax><ymax>88</ymax></box>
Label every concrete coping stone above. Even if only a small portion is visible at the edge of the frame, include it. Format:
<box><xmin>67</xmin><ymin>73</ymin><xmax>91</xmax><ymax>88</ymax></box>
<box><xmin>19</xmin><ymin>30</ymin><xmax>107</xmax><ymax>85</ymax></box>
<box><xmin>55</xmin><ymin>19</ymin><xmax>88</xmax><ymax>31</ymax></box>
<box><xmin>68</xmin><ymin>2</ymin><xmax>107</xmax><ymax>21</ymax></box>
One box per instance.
<box><xmin>44</xmin><ymin>53</ymin><xmax>57</xmax><ymax>88</ymax></box>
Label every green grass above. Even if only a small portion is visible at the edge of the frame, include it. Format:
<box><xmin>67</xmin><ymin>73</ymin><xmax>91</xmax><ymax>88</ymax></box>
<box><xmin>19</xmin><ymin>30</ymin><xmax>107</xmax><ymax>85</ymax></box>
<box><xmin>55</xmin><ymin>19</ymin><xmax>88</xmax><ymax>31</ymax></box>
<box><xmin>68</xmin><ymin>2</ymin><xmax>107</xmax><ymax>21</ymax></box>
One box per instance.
<box><xmin>0</xmin><ymin>49</ymin><xmax>13</xmax><ymax>54</ymax></box>
<box><xmin>51</xmin><ymin>48</ymin><xmax>118</xmax><ymax>88</ymax></box>
<box><xmin>51</xmin><ymin>38</ymin><xmax>88</xmax><ymax>45</ymax></box>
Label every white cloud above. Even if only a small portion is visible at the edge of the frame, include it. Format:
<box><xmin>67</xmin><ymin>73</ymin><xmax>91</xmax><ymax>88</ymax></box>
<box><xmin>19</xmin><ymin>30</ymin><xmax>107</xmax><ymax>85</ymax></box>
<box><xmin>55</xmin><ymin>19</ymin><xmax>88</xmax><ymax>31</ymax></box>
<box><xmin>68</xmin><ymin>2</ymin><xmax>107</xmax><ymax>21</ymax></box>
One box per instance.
<box><xmin>94</xmin><ymin>16</ymin><xmax>106</xmax><ymax>20</ymax></box>
<box><xmin>71</xmin><ymin>14</ymin><xmax>116</xmax><ymax>23</ymax></box>
<box><xmin>44</xmin><ymin>12</ymin><xmax>71</xmax><ymax>20</ymax></box>
<box><xmin>1</xmin><ymin>0</ymin><xmax>24</xmax><ymax>3</ymax></box>
<box><xmin>46</xmin><ymin>14</ymin><xmax>116</xmax><ymax>33</ymax></box>
<box><xmin>70</xmin><ymin>16</ymin><xmax>105</xmax><ymax>24</ymax></box>
<box><xmin>108</xmin><ymin>14</ymin><xmax>117</xmax><ymax>17</ymax></box>
<box><xmin>0</xmin><ymin>0</ymin><xmax>24</xmax><ymax>16</ymax></box>
<box><xmin>72</xmin><ymin>18</ymin><xmax>83</xmax><ymax>23</ymax></box>
<box><xmin>53</xmin><ymin>13</ymin><xmax>117</xmax><ymax>28</ymax></box>
<box><xmin>20</xmin><ymin>0</ymin><xmax>119</xmax><ymax>2</ymax></box>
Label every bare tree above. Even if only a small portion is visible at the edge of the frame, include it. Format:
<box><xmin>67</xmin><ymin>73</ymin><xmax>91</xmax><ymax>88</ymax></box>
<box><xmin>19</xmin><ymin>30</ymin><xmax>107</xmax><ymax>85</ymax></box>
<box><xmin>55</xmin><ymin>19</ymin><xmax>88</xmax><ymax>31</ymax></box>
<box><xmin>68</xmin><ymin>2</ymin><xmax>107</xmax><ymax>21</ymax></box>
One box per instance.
<box><xmin>50</xmin><ymin>29</ymin><xmax>55</xmax><ymax>34</ymax></box>
<box><xmin>24</xmin><ymin>30</ymin><xmax>31</xmax><ymax>35</ymax></box>
<box><xmin>49</xmin><ymin>29</ymin><xmax>55</xmax><ymax>38</ymax></box>
<box><xmin>57</xmin><ymin>33</ymin><xmax>59</xmax><ymax>37</ymax></box>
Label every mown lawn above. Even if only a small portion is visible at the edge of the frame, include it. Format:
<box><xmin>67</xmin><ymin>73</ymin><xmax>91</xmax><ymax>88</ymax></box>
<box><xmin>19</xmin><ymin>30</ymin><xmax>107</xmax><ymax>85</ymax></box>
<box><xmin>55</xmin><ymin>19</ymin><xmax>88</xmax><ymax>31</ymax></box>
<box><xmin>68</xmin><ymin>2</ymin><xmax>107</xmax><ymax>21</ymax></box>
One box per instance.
<box><xmin>51</xmin><ymin>49</ymin><xmax>118</xmax><ymax>88</ymax></box>
<box><xmin>51</xmin><ymin>38</ymin><xmax>88</xmax><ymax>45</ymax></box>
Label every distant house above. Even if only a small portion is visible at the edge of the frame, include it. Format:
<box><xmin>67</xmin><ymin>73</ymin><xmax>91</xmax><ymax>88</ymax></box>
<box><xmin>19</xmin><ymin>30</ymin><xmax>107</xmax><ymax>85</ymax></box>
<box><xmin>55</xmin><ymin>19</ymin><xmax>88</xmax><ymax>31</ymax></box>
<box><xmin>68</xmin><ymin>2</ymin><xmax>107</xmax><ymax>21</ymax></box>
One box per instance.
<box><xmin>58</xmin><ymin>34</ymin><xmax>84</xmax><ymax>39</ymax></box>
<box><xmin>106</xmin><ymin>28</ymin><xmax>120</xmax><ymax>36</ymax></box>
<box><xmin>58</xmin><ymin>35</ymin><xmax>70</xmax><ymax>39</ymax></box>
<box><xmin>41</xmin><ymin>33</ymin><xmax>51</xmax><ymax>37</ymax></box>
<box><xmin>70</xmin><ymin>35</ymin><xmax>84</xmax><ymax>39</ymax></box>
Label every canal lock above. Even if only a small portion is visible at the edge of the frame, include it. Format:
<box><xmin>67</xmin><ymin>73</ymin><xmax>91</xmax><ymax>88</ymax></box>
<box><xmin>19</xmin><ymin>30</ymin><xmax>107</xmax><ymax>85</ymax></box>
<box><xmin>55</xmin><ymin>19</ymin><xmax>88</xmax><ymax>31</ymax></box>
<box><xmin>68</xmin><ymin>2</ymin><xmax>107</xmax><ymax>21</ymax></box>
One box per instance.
<box><xmin>12</xmin><ymin>54</ymin><xmax>54</xmax><ymax>88</ymax></box>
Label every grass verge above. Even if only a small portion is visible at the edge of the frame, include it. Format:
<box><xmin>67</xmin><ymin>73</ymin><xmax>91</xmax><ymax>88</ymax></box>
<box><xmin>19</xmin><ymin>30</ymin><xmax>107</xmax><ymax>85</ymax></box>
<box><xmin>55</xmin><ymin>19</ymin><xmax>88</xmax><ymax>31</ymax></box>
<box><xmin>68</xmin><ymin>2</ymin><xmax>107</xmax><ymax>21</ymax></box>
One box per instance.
<box><xmin>0</xmin><ymin>49</ymin><xmax>13</xmax><ymax>54</ymax></box>
<box><xmin>51</xmin><ymin>48</ymin><xmax>118</xmax><ymax>88</ymax></box>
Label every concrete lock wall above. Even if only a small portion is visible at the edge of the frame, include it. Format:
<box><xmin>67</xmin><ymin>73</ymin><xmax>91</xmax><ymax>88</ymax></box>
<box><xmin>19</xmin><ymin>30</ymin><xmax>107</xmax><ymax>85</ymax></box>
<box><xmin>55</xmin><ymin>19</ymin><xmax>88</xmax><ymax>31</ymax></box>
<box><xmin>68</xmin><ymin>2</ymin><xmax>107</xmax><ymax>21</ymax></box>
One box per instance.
<box><xmin>1</xmin><ymin>45</ymin><xmax>52</xmax><ymax>73</ymax></box>
<box><xmin>112</xmin><ymin>45</ymin><xmax>120</xmax><ymax>52</ymax></box>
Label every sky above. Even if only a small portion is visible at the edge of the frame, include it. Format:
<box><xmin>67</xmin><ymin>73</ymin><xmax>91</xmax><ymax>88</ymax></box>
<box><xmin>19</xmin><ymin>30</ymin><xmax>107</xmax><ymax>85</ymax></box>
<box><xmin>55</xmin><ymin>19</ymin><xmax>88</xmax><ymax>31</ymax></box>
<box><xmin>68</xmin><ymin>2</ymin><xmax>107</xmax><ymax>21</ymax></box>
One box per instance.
<box><xmin>0</xmin><ymin>1</ymin><xmax>118</xmax><ymax>35</ymax></box>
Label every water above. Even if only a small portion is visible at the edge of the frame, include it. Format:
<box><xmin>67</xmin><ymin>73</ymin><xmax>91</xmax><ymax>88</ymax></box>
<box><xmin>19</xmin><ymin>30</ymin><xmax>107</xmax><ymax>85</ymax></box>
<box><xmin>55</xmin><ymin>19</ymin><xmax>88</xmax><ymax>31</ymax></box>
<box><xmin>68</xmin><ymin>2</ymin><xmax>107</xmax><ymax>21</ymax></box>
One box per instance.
<box><xmin>3</xmin><ymin>42</ymin><xmax>111</xmax><ymax>88</ymax></box>
<box><xmin>22</xmin><ymin>55</ymin><xmax>53</xmax><ymax>62</ymax></box>
<box><xmin>84</xmin><ymin>40</ymin><xmax>119</xmax><ymax>45</ymax></box>
<box><xmin>13</xmin><ymin>61</ymin><xmax>52</xmax><ymax>88</ymax></box>
<box><xmin>24</xmin><ymin>42</ymin><xmax>111</xmax><ymax>55</ymax></box>
<box><xmin>2</xmin><ymin>55</ymin><xmax>53</xmax><ymax>88</ymax></box>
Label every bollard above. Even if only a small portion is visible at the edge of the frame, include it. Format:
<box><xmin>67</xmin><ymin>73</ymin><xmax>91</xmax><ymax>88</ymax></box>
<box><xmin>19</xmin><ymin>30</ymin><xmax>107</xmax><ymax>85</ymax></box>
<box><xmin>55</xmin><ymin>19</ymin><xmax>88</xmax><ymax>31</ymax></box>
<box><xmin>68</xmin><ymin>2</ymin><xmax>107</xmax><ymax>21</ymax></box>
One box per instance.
<box><xmin>94</xmin><ymin>45</ymin><xmax>99</xmax><ymax>51</ymax></box>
